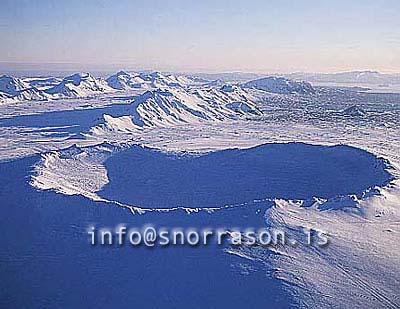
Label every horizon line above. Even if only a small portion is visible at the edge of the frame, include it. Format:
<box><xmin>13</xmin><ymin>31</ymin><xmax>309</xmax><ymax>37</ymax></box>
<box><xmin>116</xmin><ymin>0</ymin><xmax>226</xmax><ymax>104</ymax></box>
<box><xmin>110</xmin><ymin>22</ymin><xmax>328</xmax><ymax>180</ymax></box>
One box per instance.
<box><xmin>0</xmin><ymin>62</ymin><xmax>399</xmax><ymax>76</ymax></box>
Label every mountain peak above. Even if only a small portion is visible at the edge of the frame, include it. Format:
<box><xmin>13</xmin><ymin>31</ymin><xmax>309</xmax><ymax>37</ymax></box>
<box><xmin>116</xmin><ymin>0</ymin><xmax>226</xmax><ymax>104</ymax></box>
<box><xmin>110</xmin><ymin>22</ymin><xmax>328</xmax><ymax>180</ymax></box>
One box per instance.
<box><xmin>341</xmin><ymin>105</ymin><xmax>366</xmax><ymax>117</ymax></box>
<box><xmin>116</xmin><ymin>70</ymin><xmax>130</xmax><ymax>76</ymax></box>
<box><xmin>63</xmin><ymin>72</ymin><xmax>93</xmax><ymax>86</ymax></box>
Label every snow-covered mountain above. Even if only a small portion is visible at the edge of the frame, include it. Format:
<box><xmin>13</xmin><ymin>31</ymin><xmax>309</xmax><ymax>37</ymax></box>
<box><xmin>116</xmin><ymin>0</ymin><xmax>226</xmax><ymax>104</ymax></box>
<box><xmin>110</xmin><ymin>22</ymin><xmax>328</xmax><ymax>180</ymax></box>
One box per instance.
<box><xmin>0</xmin><ymin>72</ymin><xmax>113</xmax><ymax>103</ymax></box>
<box><xmin>131</xmin><ymin>86</ymin><xmax>260</xmax><ymax>126</ymax></box>
<box><xmin>45</xmin><ymin>72</ymin><xmax>112</xmax><ymax>98</ymax></box>
<box><xmin>138</xmin><ymin>71</ymin><xmax>198</xmax><ymax>88</ymax></box>
<box><xmin>0</xmin><ymin>75</ymin><xmax>48</xmax><ymax>103</ymax></box>
<box><xmin>243</xmin><ymin>76</ymin><xmax>315</xmax><ymax>94</ymax></box>
<box><xmin>97</xmin><ymin>72</ymin><xmax>264</xmax><ymax>132</ymax></box>
<box><xmin>90</xmin><ymin>84</ymin><xmax>261</xmax><ymax>136</ymax></box>
<box><xmin>106</xmin><ymin>71</ymin><xmax>202</xmax><ymax>90</ymax></box>
<box><xmin>0</xmin><ymin>75</ymin><xmax>30</xmax><ymax>95</ymax></box>
<box><xmin>106</xmin><ymin>71</ymin><xmax>146</xmax><ymax>90</ymax></box>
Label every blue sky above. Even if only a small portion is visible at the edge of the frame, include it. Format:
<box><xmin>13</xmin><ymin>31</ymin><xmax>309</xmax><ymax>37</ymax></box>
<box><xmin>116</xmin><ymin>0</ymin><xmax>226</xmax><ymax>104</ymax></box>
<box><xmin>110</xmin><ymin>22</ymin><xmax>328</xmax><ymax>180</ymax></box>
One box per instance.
<box><xmin>1</xmin><ymin>0</ymin><xmax>400</xmax><ymax>73</ymax></box>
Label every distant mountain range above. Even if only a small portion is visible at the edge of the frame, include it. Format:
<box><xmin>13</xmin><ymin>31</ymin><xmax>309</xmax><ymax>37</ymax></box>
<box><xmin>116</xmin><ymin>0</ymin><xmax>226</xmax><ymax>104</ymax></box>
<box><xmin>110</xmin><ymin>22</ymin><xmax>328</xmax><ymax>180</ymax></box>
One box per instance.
<box><xmin>6</xmin><ymin>69</ymin><xmax>400</xmax><ymax>105</ymax></box>
<box><xmin>2</xmin><ymin>70</ymin><xmax>399</xmax><ymax>104</ymax></box>
<box><xmin>106</xmin><ymin>70</ymin><xmax>200</xmax><ymax>90</ymax></box>
<box><xmin>243</xmin><ymin>76</ymin><xmax>315</xmax><ymax>95</ymax></box>
<box><xmin>285</xmin><ymin>71</ymin><xmax>400</xmax><ymax>85</ymax></box>
<box><xmin>0</xmin><ymin>71</ymin><xmax>317</xmax><ymax>104</ymax></box>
